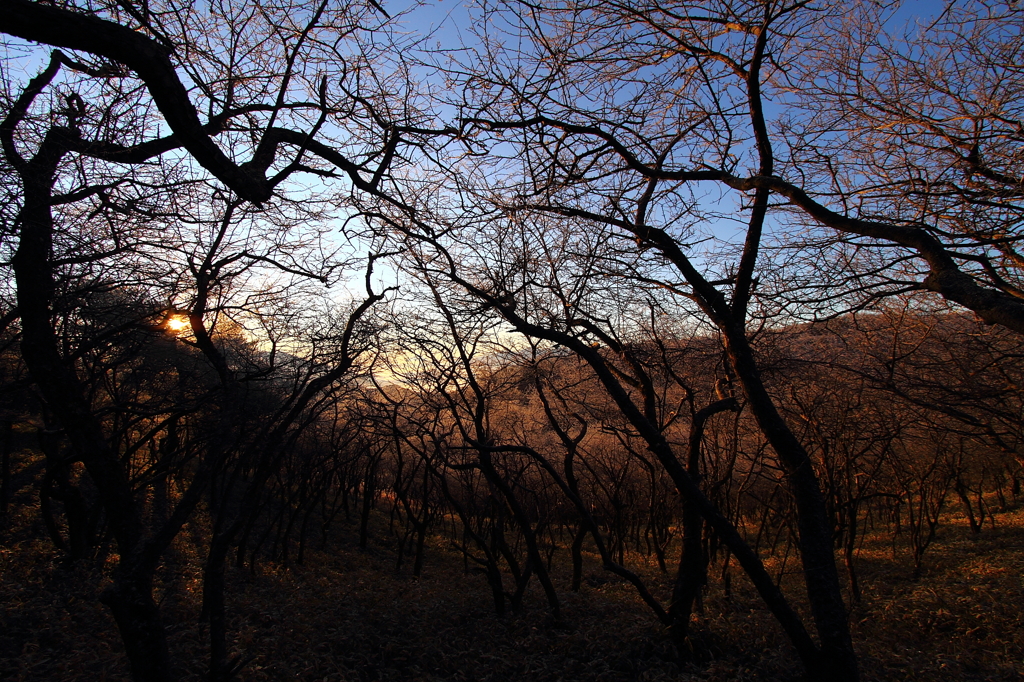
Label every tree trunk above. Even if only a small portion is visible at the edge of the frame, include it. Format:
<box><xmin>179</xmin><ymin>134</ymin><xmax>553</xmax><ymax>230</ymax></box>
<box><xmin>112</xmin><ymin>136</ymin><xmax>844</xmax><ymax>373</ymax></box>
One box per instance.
<box><xmin>101</xmin><ymin>565</ymin><xmax>175</xmax><ymax>682</ymax></box>
<box><xmin>7</xmin><ymin>79</ymin><xmax>175</xmax><ymax>681</ymax></box>
<box><xmin>722</xmin><ymin>327</ymin><xmax>857</xmax><ymax>682</ymax></box>
<box><xmin>671</xmin><ymin>399</ymin><xmax>735</xmax><ymax>648</ymax></box>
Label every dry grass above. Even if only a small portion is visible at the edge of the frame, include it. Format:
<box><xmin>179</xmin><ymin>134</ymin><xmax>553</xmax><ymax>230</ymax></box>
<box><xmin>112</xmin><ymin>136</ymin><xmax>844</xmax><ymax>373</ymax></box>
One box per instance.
<box><xmin>848</xmin><ymin>510</ymin><xmax>1024</xmax><ymax>681</ymax></box>
<box><xmin>2</xmin><ymin>456</ymin><xmax>1022</xmax><ymax>682</ymax></box>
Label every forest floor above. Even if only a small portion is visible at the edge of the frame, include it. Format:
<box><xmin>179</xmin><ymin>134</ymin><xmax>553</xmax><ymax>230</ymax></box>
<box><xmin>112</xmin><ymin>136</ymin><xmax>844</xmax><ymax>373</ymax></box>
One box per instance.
<box><xmin>1</xmin><ymin>485</ymin><xmax>1022</xmax><ymax>682</ymax></box>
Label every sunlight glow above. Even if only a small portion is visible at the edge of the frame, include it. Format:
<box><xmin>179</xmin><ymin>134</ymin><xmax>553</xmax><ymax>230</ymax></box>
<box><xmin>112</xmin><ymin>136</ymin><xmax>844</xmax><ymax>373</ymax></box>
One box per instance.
<box><xmin>166</xmin><ymin>315</ymin><xmax>189</xmax><ymax>333</ymax></box>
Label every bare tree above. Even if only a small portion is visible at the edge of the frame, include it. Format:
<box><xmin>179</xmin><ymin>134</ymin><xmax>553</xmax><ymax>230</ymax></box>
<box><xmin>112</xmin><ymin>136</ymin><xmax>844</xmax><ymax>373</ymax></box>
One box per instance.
<box><xmin>365</xmin><ymin>3</ymin><xmax>1024</xmax><ymax>678</ymax></box>
<box><xmin>371</xmin><ymin>1</ymin><xmax>865</xmax><ymax>677</ymax></box>
<box><xmin>0</xmin><ymin>2</ymin><xmax>410</xmax><ymax>678</ymax></box>
<box><xmin>780</xmin><ymin>1</ymin><xmax>1024</xmax><ymax>323</ymax></box>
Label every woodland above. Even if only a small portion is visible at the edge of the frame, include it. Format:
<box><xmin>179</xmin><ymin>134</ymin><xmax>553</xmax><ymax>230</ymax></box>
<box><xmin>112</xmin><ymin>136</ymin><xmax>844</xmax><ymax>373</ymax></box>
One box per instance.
<box><xmin>0</xmin><ymin>1</ymin><xmax>1022</xmax><ymax>681</ymax></box>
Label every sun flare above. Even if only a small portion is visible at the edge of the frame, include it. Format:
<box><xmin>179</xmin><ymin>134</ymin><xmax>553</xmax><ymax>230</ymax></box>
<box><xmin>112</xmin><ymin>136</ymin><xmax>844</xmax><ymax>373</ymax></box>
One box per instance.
<box><xmin>165</xmin><ymin>315</ymin><xmax>189</xmax><ymax>332</ymax></box>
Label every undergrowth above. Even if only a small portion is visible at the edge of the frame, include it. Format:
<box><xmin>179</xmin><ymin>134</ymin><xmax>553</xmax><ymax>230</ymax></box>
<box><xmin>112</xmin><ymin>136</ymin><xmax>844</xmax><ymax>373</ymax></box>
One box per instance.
<box><xmin>1</xmin><ymin>464</ymin><xmax>1022</xmax><ymax>682</ymax></box>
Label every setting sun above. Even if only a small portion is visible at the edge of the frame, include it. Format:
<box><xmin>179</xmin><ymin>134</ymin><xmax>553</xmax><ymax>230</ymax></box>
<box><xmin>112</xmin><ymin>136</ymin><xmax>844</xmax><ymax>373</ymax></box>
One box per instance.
<box><xmin>165</xmin><ymin>315</ymin><xmax>189</xmax><ymax>332</ymax></box>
